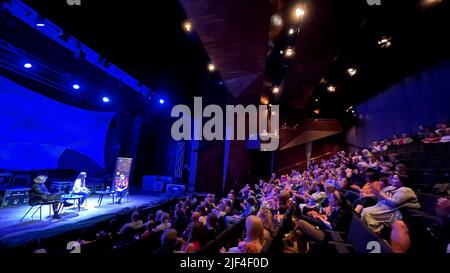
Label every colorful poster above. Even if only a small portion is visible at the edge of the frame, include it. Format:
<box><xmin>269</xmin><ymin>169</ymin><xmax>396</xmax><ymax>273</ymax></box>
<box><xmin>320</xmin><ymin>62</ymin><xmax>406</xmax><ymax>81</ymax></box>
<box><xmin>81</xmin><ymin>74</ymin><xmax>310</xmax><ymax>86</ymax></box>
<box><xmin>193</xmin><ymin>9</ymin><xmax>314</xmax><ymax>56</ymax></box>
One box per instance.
<box><xmin>113</xmin><ymin>157</ymin><xmax>133</xmax><ymax>189</ymax></box>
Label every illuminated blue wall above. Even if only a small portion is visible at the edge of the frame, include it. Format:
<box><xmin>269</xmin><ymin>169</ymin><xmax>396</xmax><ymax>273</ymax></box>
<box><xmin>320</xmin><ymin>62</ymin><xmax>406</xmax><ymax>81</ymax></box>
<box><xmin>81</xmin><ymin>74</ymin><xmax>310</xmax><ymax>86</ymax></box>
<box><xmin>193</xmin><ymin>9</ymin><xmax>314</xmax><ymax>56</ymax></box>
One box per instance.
<box><xmin>0</xmin><ymin>75</ymin><xmax>115</xmax><ymax>172</ymax></box>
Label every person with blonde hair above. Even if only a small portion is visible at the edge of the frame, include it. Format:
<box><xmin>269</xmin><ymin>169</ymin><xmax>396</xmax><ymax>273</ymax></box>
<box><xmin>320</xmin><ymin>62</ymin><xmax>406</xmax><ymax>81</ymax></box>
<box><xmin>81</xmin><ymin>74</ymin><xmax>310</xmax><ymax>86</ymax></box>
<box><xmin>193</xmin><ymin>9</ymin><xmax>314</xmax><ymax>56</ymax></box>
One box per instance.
<box><xmin>222</xmin><ymin>215</ymin><xmax>264</xmax><ymax>253</ymax></box>
<box><xmin>257</xmin><ymin>208</ymin><xmax>274</xmax><ymax>248</ymax></box>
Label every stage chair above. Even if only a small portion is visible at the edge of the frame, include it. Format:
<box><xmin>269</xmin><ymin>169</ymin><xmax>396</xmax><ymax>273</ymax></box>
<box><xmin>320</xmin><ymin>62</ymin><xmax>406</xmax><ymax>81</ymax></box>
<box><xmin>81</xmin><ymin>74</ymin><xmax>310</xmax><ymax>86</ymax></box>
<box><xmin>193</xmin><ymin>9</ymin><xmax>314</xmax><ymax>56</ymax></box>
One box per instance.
<box><xmin>20</xmin><ymin>201</ymin><xmax>59</xmax><ymax>222</ymax></box>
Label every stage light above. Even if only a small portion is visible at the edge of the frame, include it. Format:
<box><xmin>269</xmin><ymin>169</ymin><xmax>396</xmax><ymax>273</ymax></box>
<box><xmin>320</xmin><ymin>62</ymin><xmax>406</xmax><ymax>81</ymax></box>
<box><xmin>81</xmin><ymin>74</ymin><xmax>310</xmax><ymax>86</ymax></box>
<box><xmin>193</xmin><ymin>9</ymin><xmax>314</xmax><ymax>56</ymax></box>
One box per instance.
<box><xmin>36</xmin><ymin>22</ymin><xmax>45</xmax><ymax>27</ymax></box>
<box><xmin>315</xmin><ymin>98</ymin><xmax>319</xmax><ymax>102</ymax></box>
<box><xmin>280</xmin><ymin>50</ymin><xmax>284</xmax><ymax>55</ymax></box>
<box><xmin>288</xmin><ymin>28</ymin><xmax>296</xmax><ymax>35</ymax></box>
<box><xmin>159</xmin><ymin>99</ymin><xmax>165</xmax><ymax>104</ymax></box>
<box><xmin>102</xmin><ymin>97</ymin><xmax>110</xmax><ymax>103</ymax></box>
<box><xmin>208</xmin><ymin>63</ymin><xmax>216</xmax><ymax>72</ymax></box>
<box><xmin>327</xmin><ymin>84</ymin><xmax>336</xmax><ymax>93</ymax></box>
<box><xmin>378</xmin><ymin>36</ymin><xmax>392</xmax><ymax>48</ymax></box>
<box><xmin>285</xmin><ymin>48</ymin><xmax>295</xmax><ymax>57</ymax></box>
<box><xmin>72</xmin><ymin>84</ymin><xmax>80</xmax><ymax>90</ymax></box>
<box><xmin>23</xmin><ymin>63</ymin><xmax>32</xmax><ymax>69</ymax></box>
<box><xmin>347</xmin><ymin>67</ymin><xmax>358</xmax><ymax>77</ymax></box>
<box><xmin>314</xmin><ymin>109</ymin><xmax>320</xmax><ymax>115</ymax></box>
<box><xmin>183</xmin><ymin>21</ymin><xmax>193</xmax><ymax>32</ymax></box>
<box><xmin>272</xmin><ymin>86</ymin><xmax>280</xmax><ymax>94</ymax></box>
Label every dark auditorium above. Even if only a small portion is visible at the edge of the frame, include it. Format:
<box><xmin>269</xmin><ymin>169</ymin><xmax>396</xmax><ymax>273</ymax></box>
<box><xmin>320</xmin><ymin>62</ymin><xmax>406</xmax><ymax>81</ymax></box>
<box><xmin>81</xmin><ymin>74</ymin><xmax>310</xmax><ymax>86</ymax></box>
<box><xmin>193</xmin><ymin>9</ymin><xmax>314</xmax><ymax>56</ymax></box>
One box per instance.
<box><xmin>0</xmin><ymin>0</ymin><xmax>449</xmax><ymax>262</ymax></box>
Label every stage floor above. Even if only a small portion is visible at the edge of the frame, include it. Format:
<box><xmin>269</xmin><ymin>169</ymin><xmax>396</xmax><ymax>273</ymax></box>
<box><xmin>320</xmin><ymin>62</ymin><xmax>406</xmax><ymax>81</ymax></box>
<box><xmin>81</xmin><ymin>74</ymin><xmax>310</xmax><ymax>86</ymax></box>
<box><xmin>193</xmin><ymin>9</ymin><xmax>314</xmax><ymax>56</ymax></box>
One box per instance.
<box><xmin>0</xmin><ymin>193</ymin><xmax>167</xmax><ymax>248</ymax></box>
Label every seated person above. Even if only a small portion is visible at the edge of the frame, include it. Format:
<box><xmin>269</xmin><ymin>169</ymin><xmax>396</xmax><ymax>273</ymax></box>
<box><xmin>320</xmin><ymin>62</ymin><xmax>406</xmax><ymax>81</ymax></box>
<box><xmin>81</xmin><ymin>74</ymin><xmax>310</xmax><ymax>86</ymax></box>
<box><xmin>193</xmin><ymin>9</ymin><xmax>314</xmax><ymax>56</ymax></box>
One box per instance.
<box><xmin>115</xmin><ymin>174</ymin><xmax>129</xmax><ymax>204</ymax></box>
<box><xmin>224</xmin><ymin>196</ymin><xmax>257</xmax><ymax>228</ymax></box>
<box><xmin>72</xmin><ymin>172</ymin><xmax>90</xmax><ymax>207</ymax></box>
<box><xmin>422</xmin><ymin>132</ymin><xmax>441</xmax><ymax>143</ymax></box>
<box><xmin>439</xmin><ymin>128</ymin><xmax>450</xmax><ymax>143</ymax></box>
<box><xmin>350</xmin><ymin>172</ymin><xmax>381</xmax><ymax>214</ymax></box>
<box><xmin>361</xmin><ymin>173</ymin><xmax>421</xmax><ymax>233</ymax></box>
<box><xmin>29</xmin><ymin>175</ymin><xmax>71</xmax><ymax>219</ymax></box>
<box><xmin>291</xmin><ymin>191</ymin><xmax>352</xmax><ymax>253</ymax></box>
<box><xmin>221</xmin><ymin>215</ymin><xmax>264</xmax><ymax>253</ymax></box>
<box><xmin>119</xmin><ymin>210</ymin><xmax>144</xmax><ymax>234</ymax></box>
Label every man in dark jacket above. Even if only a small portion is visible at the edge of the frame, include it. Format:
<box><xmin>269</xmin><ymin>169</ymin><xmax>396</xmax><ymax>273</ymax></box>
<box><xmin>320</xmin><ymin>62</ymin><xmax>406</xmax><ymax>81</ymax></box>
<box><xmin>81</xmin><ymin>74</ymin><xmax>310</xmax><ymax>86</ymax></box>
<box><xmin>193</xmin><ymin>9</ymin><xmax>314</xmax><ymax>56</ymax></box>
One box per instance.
<box><xmin>29</xmin><ymin>175</ymin><xmax>64</xmax><ymax>219</ymax></box>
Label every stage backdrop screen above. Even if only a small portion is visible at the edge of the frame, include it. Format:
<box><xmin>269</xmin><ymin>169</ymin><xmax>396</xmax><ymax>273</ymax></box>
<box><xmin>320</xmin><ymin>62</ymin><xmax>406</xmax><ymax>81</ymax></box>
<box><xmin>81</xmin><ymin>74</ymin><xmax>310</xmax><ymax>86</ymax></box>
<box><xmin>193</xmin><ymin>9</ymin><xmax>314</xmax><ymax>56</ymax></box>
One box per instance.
<box><xmin>0</xmin><ymin>75</ymin><xmax>115</xmax><ymax>170</ymax></box>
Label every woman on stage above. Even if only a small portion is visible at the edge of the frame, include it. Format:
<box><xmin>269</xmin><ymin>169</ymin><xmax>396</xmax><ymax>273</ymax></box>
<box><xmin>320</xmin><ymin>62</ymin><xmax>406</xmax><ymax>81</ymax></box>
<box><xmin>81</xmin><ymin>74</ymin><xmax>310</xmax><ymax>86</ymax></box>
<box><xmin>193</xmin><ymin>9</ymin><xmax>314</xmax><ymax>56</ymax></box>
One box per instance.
<box><xmin>72</xmin><ymin>172</ymin><xmax>90</xmax><ymax>207</ymax></box>
<box><xmin>115</xmin><ymin>173</ymin><xmax>128</xmax><ymax>204</ymax></box>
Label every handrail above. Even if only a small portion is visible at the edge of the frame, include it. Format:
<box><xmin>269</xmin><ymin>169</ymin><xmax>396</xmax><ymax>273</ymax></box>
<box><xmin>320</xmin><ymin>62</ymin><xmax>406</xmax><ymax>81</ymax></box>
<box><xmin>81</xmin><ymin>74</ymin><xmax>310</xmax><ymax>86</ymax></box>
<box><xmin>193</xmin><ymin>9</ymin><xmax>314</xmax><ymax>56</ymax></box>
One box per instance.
<box><xmin>278</xmin><ymin>152</ymin><xmax>334</xmax><ymax>173</ymax></box>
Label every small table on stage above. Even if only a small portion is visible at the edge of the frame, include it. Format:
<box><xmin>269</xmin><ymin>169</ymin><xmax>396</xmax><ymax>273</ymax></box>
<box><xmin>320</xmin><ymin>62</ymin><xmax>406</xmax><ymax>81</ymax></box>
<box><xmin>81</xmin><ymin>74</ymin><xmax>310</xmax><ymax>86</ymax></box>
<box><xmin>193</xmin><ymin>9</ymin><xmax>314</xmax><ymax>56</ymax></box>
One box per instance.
<box><xmin>60</xmin><ymin>194</ymin><xmax>84</xmax><ymax>212</ymax></box>
<box><xmin>96</xmin><ymin>190</ymin><xmax>117</xmax><ymax>207</ymax></box>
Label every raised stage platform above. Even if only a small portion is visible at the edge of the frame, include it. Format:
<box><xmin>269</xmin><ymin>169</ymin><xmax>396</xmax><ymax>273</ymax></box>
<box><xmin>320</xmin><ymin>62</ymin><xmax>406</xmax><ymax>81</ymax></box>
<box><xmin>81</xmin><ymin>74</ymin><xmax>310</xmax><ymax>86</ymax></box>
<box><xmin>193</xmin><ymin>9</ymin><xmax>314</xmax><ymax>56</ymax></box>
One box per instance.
<box><xmin>0</xmin><ymin>193</ymin><xmax>168</xmax><ymax>248</ymax></box>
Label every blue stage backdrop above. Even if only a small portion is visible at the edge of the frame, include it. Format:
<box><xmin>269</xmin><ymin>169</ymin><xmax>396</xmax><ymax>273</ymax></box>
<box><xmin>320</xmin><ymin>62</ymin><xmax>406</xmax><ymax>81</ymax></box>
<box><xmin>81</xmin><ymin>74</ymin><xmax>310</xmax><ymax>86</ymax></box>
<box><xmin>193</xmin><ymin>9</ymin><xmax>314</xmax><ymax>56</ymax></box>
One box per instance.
<box><xmin>0</xmin><ymin>75</ymin><xmax>115</xmax><ymax>174</ymax></box>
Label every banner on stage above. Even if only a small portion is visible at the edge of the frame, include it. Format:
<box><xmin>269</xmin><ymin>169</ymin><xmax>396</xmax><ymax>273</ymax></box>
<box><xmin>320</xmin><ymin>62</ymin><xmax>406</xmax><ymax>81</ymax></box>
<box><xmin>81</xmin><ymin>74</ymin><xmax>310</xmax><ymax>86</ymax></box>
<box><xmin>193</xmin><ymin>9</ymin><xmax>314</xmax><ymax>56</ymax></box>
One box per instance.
<box><xmin>113</xmin><ymin>157</ymin><xmax>133</xmax><ymax>189</ymax></box>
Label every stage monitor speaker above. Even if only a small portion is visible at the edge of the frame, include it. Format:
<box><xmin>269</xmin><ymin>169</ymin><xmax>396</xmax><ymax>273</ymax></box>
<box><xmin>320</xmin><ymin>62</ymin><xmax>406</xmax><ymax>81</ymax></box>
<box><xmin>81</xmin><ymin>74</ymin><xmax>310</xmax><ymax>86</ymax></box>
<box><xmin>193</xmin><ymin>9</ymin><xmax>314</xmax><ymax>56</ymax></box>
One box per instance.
<box><xmin>11</xmin><ymin>174</ymin><xmax>31</xmax><ymax>187</ymax></box>
<box><xmin>165</xmin><ymin>184</ymin><xmax>185</xmax><ymax>197</ymax></box>
<box><xmin>0</xmin><ymin>173</ymin><xmax>13</xmax><ymax>188</ymax></box>
<box><xmin>143</xmin><ymin>175</ymin><xmax>172</xmax><ymax>192</ymax></box>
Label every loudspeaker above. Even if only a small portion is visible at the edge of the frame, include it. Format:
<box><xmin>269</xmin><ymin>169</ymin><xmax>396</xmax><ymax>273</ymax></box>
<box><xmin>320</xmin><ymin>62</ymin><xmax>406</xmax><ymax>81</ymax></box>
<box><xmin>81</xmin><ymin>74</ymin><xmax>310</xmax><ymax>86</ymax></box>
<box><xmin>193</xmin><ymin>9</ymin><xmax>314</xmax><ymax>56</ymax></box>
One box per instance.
<box><xmin>165</xmin><ymin>184</ymin><xmax>185</xmax><ymax>197</ymax></box>
<box><xmin>143</xmin><ymin>175</ymin><xmax>172</xmax><ymax>192</ymax></box>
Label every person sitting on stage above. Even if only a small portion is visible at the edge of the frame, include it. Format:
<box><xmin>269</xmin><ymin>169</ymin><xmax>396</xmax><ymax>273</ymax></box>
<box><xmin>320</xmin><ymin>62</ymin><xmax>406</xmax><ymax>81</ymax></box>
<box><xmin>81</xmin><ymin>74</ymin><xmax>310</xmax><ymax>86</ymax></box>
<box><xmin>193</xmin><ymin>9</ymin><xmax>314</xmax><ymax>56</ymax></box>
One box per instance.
<box><xmin>29</xmin><ymin>175</ymin><xmax>71</xmax><ymax>219</ymax></box>
<box><xmin>72</xmin><ymin>172</ymin><xmax>91</xmax><ymax>207</ymax></box>
<box><xmin>115</xmin><ymin>173</ymin><xmax>128</xmax><ymax>204</ymax></box>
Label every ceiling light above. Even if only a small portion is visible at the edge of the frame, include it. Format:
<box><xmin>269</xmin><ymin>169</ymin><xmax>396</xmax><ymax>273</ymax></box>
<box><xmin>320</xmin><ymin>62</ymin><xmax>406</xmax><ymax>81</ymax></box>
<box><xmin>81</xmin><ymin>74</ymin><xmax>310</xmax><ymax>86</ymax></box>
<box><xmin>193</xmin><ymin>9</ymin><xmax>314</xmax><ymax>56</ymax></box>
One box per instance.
<box><xmin>208</xmin><ymin>63</ymin><xmax>216</xmax><ymax>72</ymax></box>
<box><xmin>285</xmin><ymin>48</ymin><xmax>295</xmax><ymax>57</ymax></box>
<box><xmin>347</xmin><ymin>67</ymin><xmax>358</xmax><ymax>77</ymax></box>
<box><xmin>271</xmin><ymin>14</ymin><xmax>283</xmax><ymax>27</ymax></box>
<box><xmin>183</xmin><ymin>21</ymin><xmax>193</xmax><ymax>32</ymax></box>
<box><xmin>327</xmin><ymin>85</ymin><xmax>336</xmax><ymax>93</ymax></box>
<box><xmin>294</xmin><ymin>7</ymin><xmax>305</xmax><ymax>18</ymax></box>
<box><xmin>378</xmin><ymin>36</ymin><xmax>392</xmax><ymax>48</ymax></box>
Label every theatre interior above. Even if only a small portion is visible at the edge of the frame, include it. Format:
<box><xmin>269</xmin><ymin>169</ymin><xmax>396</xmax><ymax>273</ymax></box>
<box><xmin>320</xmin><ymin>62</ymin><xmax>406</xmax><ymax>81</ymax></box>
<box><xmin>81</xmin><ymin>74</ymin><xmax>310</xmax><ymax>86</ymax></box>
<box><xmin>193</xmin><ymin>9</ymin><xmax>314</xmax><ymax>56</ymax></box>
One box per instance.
<box><xmin>0</xmin><ymin>0</ymin><xmax>449</xmax><ymax>254</ymax></box>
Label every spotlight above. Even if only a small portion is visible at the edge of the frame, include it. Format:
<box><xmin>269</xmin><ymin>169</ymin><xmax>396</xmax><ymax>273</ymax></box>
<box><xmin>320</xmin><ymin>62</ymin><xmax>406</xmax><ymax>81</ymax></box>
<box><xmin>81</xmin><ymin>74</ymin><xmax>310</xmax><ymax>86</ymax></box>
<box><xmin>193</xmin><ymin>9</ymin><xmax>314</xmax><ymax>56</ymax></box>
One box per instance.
<box><xmin>313</xmin><ymin>109</ymin><xmax>320</xmax><ymax>115</ymax></box>
<box><xmin>285</xmin><ymin>48</ymin><xmax>295</xmax><ymax>57</ymax></box>
<box><xmin>378</xmin><ymin>36</ymin><xmax>392</xmax><ymax>48</ymax></box>
<box><xmin>102</xmin><ymin>97</ymin><xmax>110</xmax><ymax>103</ymax></box>
<box><xmin>159</xmin><ymin>99</ymin><xmax>165</xmax><ymax>104</ymax></box>
<box><xmin>351</xmin><ymin>110</ymin><xmax>355</xmax><ymax>113</ymax></box>
<box><xmin>36</xmin><ymin>22</ymin><xmax>45</xmax><ymax>27</ymax></box>
<box><xmin>272</xmin><ymin>86</ymin><xmax>280</xmax><ymax>94</ymax></box>
<box><xmin>288</xmin><ymin>28</ymin><xmax>296</xmax><ymax>35</ymax></box>
<box><xmin>294</xmin><ymin>7</ymin><xmax>305</xmax><ymax>19</ymax></box>
<box><xmin>208</xmin><ymin>63</ymin><xmax>216</xmax><ymax>72</ymax></box>
<box><xmin>72</xmin><ymin>84</ymin><xmax>80</xmax><ymax>90</ymax></box>
<box><xmin>347</xmin><ymin>67</ymin><xmax>358</xmax><ymax>77</ymax></box>
<box><xmin>183</xmin><ymin>21</ymin><xmax>193</xmax><ymax>32</ymax></box>
<box><xmin>315</xmin><ymin>98</ymin><xmax>319</xmax><ymax>102</ymax></box>
<box><xmin>23</xmin><ymin>63</ymin><xmax>32</xmax><ymax>69</ymax></box>
<box><xmin>280</xmin><ymin>50</ymin><xmax>284</xmax><ymax>55</ymax></box>
<box><xmin>327</xmin><ymin>85</ymin><xmax>336</xmax><ymax>93</ymax></box>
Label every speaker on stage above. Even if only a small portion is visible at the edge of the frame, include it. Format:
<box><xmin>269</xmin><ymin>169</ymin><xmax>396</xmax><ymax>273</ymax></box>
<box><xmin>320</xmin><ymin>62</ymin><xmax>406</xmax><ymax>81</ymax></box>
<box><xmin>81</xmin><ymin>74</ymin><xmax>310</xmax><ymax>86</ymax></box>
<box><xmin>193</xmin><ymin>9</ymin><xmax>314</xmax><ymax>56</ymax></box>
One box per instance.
<box><xmin>142</xmin><ymin>175</ymin><xmax>172</xmax><ymax>192</ymax></box>
<box><xmin>165</xmin><ymin>184</ymin><xmax>185</xmax><ymax>197</ymax></box>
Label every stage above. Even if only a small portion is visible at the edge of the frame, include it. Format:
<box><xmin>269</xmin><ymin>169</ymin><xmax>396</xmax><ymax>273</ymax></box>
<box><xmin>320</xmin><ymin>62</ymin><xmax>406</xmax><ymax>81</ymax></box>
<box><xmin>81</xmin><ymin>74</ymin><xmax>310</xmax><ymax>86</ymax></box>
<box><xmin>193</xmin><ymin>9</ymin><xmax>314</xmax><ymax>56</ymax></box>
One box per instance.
<box><xmin>0</xmin><ymin>193</ymin><xmax>168</xmax><ymax>248</ymax></box>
